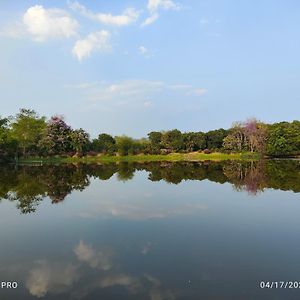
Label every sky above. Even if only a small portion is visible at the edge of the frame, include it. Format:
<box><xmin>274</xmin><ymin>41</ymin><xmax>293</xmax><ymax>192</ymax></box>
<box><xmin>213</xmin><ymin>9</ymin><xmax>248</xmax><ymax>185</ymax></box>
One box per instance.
<box><xmin>0</xmin><ymin>0</ymin><xmax>300</xmax><ymax>138</ymax></box>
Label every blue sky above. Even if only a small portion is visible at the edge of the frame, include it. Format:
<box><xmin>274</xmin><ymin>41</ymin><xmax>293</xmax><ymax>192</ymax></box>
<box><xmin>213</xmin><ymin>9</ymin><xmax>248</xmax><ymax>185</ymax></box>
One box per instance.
<box><xmin>0</xmin><ymin>0</ymin><xmax>299</xmax><ymax>137</ymax></box>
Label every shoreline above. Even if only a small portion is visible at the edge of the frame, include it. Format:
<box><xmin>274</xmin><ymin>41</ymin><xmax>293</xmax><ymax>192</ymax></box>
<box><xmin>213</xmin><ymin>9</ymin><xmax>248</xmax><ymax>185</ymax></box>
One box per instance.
<box><xmin>17</xmin><ymin>152</ymin><xmax>262</xmax><ymax>164</ymax></box>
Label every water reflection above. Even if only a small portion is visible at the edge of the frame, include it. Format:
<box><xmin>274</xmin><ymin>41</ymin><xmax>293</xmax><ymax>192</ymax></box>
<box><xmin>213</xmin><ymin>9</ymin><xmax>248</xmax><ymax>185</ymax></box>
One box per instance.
<box><xmin>24</xmin><ymin>240</ymin><xmax>177</xmax><ymax>299</ymax></box>
<box><xmin>1</xmin><ymin>160</ymin><xmax>300</xmax><ymax>214</ymax></box>
<box><xmin>1</xmin><ymin>160</ymin><xmax>300</xmax><ymax>299</ymax></box>
<box><xmin>26</xmin><ymin>260</ymin><xmax>79</xmax><ymax>298</ymax></box>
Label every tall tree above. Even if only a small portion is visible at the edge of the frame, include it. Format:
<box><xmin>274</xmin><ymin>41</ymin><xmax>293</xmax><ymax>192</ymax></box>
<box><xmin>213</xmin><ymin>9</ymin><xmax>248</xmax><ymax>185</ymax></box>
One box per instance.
<box><xmin>183</xmin><ymin>132</ymin><xmax>206</xmax><ymax>152</ymax></box>
<box><xmin>39</xmin><ymin>116</ymin><xmax>72</xmax><ymax>155</ymax></box>
<box><xmin>97</xmin><ymin>133</ymin><xmax>116</xmax><ymax>154</ymax></box>
<box><xmin>266</xmin><ymin>121</ymin><xmax>300</xmax><ymax>156</ymax></box>
<box><xmin>244</xmin><ymin>119</ymin><xmax>267</xmax><ymax>153</ymax></box>
<box><xmin>0</xmin><ymin>117</ymin><xmax>17</xmax><ymax>160</ymax></box>
<box><xmin>11</xmin><ymin>109</ymin><xmax>46</xmax><ymax>156</ymax></box>
<box><xmin>223</xmin><ymin>122</ymin><xmax>245</xmax><ymax>152</ymax></box>
<box><xmin>161</xmin><ymin>129</ymin><xmax>184</xmax><ymax>151</ymax></box>
<box><xmin>148</xmin><ymin>131</ymin><xmax>163</xmax><ymax>153</ymax></box>
<box><xmin>115</xmin><ymin>136</ymin><xmax>135</xmax><ymax>156</ymax></box>
<box><xmin>70</xmin><ymin>128</ymin><xmax>90</xmax><ymax>154</ymax></box>
<box><xmin>206</xmin><ymin>129</ymin><xmax>228</xmax><ymax>149</ymax></box>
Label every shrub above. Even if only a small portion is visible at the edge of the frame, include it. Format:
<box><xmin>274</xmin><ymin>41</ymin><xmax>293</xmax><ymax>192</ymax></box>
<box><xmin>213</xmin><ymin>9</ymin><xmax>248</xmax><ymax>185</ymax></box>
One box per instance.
<box><xmin>86</xmin><ymin>151</ymin><xmax>97</xmax><ymax>156</ymax></box>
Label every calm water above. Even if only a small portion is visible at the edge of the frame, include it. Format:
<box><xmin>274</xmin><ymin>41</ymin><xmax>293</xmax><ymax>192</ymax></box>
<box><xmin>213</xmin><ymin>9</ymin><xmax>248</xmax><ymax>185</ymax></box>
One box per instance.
<box><xmin>0</xmin><ymin>160</ymin><xmax>300</xmax><ymax>300</ymax></box>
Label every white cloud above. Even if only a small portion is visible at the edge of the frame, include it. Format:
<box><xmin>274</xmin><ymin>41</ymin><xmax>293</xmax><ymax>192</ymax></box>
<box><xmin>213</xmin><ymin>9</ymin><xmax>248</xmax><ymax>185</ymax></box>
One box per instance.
<box><xmin>139</xmin><ymin>46</ymin><xmax>148</xmax><ymax>54</ymax></box>
<box><xmin>84</xmin><ymin>80</ymin><xmax>163</xmax><ymax>109</ymax></box>
<box><xmin>141</xmin><ymin>13</ymin><xmax>159</xmax><ymax>27</ymax></box>
<box><xmin>141</xmin><ymin>0</ymin><xmax>180</xmax><ymax>26</ymax></box>
<box><xmin>72</xmin><ymin>30</ymin><xmax>111</xmax><ymax>61</ymax></box>
<box><xmin>138</xmin><ymin>46</ymin><xmax>154</xmax><ymax>58</ymax></box>
<box><xmin>147</xmin><ymin>0</ymin><xmax>180</xmax><ymax>14</ymax></box>
<box><xmin>66</xmin><ymin>79</ymin><xmax>207</xmax><ymax>110</ymax></box>
<box><xmin>139</xmin><ymin>46</ymin><xmax>151</xmax><ymax>57</ymax></box>
<box><xmin>69</xmin><ymin>1</ymin><xmax>140</xmax><ymax>26</ymax></box>
<box><xmin>187</xmin><ymin>88</ymin><xmax>208</xmax><ymax>96</ymax></box>
<box><xmin>64</xmin><ymin>82</ymin><xmax>99</xmax><ymax>89</ymax></box>
<box><xmin>169</xmin><ymin>84</ymin><xmax>192</xmax><ymax>90</ymax></box>
<box><xmin>93</xmin><ymin>80</ymin><xmax>163</xmax><ymax>101</ymax></box>
<box><xmin>74</xmin><ymin>240</ymin><xmax>113</xmax><ymax>270</ymax></box>
<box><xmin>22</xmin><ymin>5</ymin><xmax>79</xmax><ymax>41</ymax></box>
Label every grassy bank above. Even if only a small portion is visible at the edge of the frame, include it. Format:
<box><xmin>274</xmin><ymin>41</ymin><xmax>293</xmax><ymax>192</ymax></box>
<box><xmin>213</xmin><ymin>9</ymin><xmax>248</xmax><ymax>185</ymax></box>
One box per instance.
<box><xmin>18</xmin><ymin>152</ymin><xmax>261</xmax><ymax>164</ymax></box>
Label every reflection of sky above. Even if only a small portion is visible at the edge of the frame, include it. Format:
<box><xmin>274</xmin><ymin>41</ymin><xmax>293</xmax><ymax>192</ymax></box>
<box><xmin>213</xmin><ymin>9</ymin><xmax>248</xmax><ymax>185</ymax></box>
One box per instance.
<box><xmin>71</xmin><ymin>172</ymin><xmax>208</xmax><ymax>220</ymax></box>
<box><xmin>24</xmin><ymin>240</ymin><xmax>178</xmax><ymax>299</ymax></box>
<box><xmin>1</xmin><ymin>171</ymin><xmax>300</xmax><ymax>299</ymax></box>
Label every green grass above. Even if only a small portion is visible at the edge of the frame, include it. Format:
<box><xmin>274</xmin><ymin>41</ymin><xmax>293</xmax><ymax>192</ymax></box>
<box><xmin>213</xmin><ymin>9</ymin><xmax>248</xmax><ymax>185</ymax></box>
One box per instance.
<box><xmin>18</xmin><ymin>152</ymin><xmax>261</xmax><ymax>164</ymax></box>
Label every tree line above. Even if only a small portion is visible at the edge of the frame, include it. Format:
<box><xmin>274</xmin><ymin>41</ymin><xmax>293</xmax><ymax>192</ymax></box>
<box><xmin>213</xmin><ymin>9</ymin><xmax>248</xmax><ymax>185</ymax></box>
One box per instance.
<box><xmin>0</xmin><ymin>108</ymin><xmax>300</xmax><ymax>161</ymax></box>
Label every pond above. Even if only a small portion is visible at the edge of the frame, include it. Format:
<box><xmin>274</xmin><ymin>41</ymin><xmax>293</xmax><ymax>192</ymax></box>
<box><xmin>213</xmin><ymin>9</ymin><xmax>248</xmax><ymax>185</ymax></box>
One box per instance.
<box><xmin>0</xmin><ymin>160</ymin><xmax>300</xmax><ymax>299</ymax></box>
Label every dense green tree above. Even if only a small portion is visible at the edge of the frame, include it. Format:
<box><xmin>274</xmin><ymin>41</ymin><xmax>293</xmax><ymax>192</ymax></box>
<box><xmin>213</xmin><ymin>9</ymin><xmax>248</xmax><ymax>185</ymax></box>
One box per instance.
<box><xmin>70</xmin><ymin>128</ymin><xmax>89</xmax><ymax>154</ymax></box>
<box><xmin>0</xmin><ymin>117</ymin><xmax>17</xmax><ymax>160</ymax></box>
<box><xmin>183</xmin><ymin>132</ymin><xmax>206</xmax><ymax>152</ymax></box>
<box><xmin>95</xmin><ymin>133</ymin><xmax>116</xmax><ymax>154</ymax></box>
<box><xmin>0</xmin><ymin>117</ymin><xmax>9</xmax><ymax>143</ymax></box>
<box><xmin>115</xmin><ymin>136</ymin><xmax>135</xmax><ymax>156</ymax></box>
<box><xmin>206</xmin><ymin>128</ymin><xmax>228</xmax><ymax>150</ymax></box>
<box><xmin>11</xmin><ymin>109</ymin><xmax>46</xmax><ymax>156</ymax></box>
<box><xmin>266</xmin><ymin>121</ymin><xmax>300</xmax><ymax>156</ymax></box>
<box><xmin>148</xmin><ymin>131</ymin><xmax>162</xmax><ymax>146</ymax></box>
<box><xmin>161</xmin><ymin>129</ymin><xmax>184</xmax><ymax>151</ymax></box>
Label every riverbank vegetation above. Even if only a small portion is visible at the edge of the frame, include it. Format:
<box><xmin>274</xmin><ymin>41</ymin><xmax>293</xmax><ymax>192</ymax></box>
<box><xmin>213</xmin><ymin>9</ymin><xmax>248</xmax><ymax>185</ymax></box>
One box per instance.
<box><xmin>19</xmin><ymin>152</ymin><xmax>257</xmax><ymax>164</ymax></box>
<box><xmin>1</xmin><ymin>109</ymin><xmax>300</xmax><ymax>162</ymax></box>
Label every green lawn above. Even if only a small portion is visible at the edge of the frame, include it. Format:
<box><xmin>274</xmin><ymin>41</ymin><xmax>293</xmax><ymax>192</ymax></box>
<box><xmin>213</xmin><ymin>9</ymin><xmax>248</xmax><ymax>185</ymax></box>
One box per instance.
<box><xmin>18</xmin><ymin>152</ymin><xmax>261</xmax><ymax>164</ymax></box>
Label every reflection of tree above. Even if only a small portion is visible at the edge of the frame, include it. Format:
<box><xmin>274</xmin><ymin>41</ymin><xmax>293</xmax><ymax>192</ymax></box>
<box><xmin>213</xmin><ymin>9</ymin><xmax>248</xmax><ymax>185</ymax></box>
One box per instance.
<box><xmin>88</xmin><ymin>164</ymin><xmax>119</xmax><ymax>180</ymax></box>
<box><xmin>0</xmin><ymin>166</ymin><xmax>18</xmax><ymax>200</ymax></box>
<box><xmin>0</xmin><ymin>165</ymin><xmax>90</xmax><ymax>212</ymax></box>
<box><xmin>145</xmin><ymin>162</ymin><xmax>227</xmax><ymax>185</ymax></box>
<box><xmin>44</xmin><ymin>165</ymin><xmax>90</xmax><ymax>203</ymax></box>
<box><xmin>223</xmin><ymin>161</ymin><xmax>267</xmax><ymax>195</ymax></box>
<box><xmin>2</xmin><ymin>168</ymin><xmax>46</xmax><ymax>213</ymax></box>
<box><xmin>1</xmin><ymin>160</ymin><xmax>300</xmax><ymax>214</ymax></box>
<box><xmin>117</xmin><ymin>163</ymin><xmax>135</xmax><ymax>182</ymax></box>
<box><xmin>265</xmin><ymin>160</ymin><xmax>300</xmax><ymax>192</ymax></box>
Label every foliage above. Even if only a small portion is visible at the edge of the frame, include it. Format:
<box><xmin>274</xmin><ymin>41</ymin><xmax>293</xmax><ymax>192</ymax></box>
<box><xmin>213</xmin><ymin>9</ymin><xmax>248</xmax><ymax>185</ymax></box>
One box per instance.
<box><xmin>0</xmin><ymin>117</ymin><xmax>17</xmax><ymax>160</ymax></box>
<box><xmin>183</xmin><ymin>132</ymin><xmax>206</xmax><ymax>152</ymax></box>
<box><xmin>92</xmin><ymin>133</ymin><xmax>116</xmax><ymax>154</ymax></box>
<box><xmin>266</xmin><ymin>121</ymin><xmax>300</xmax><ymax>156</ymax></box>
<box><xmin>39</xmin><ymin>116</ymin><xmax>73</xmax><ymax>155</ymax></box>
<box><xmin>223</xmin><ymin>122</ymin><xmax>245</xmax><ymax>151</ymax></box>
<box><xmin>115</xmin><ymin>136</ymin><xmax>136</xmax><ymax>156</ymax></box>
<box><xmin>11</xmin><ymin>109</ymin><xmax>46</xmax><ymax>156</ymax></box>
<box><xmin>148</xmin><ymin>131</ymin><xmax>163</xmax><ymax>153</ymax></box>
<box><xmin>223</xmin><ymin>119</ymin><xmax>267</xmax><ymax>154</ymax></box>
<box><xmin>206</xmin><ymin>129</ymin><xmax>228</xmax><ymax>150</ymax></box>
<box><xmin>70</xmin><ymin>128</ymin><xmax>89</xmax><ymax>154</ymax></box>
<box><xmin>0</xmin><ymin>108</ymin><xmax>299</xmax><ymax>159</ymax></box>
<box><xmin>161</xmin><ymin>129</ymin><xmax>184</xmax><ymax>151</ymax></box>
